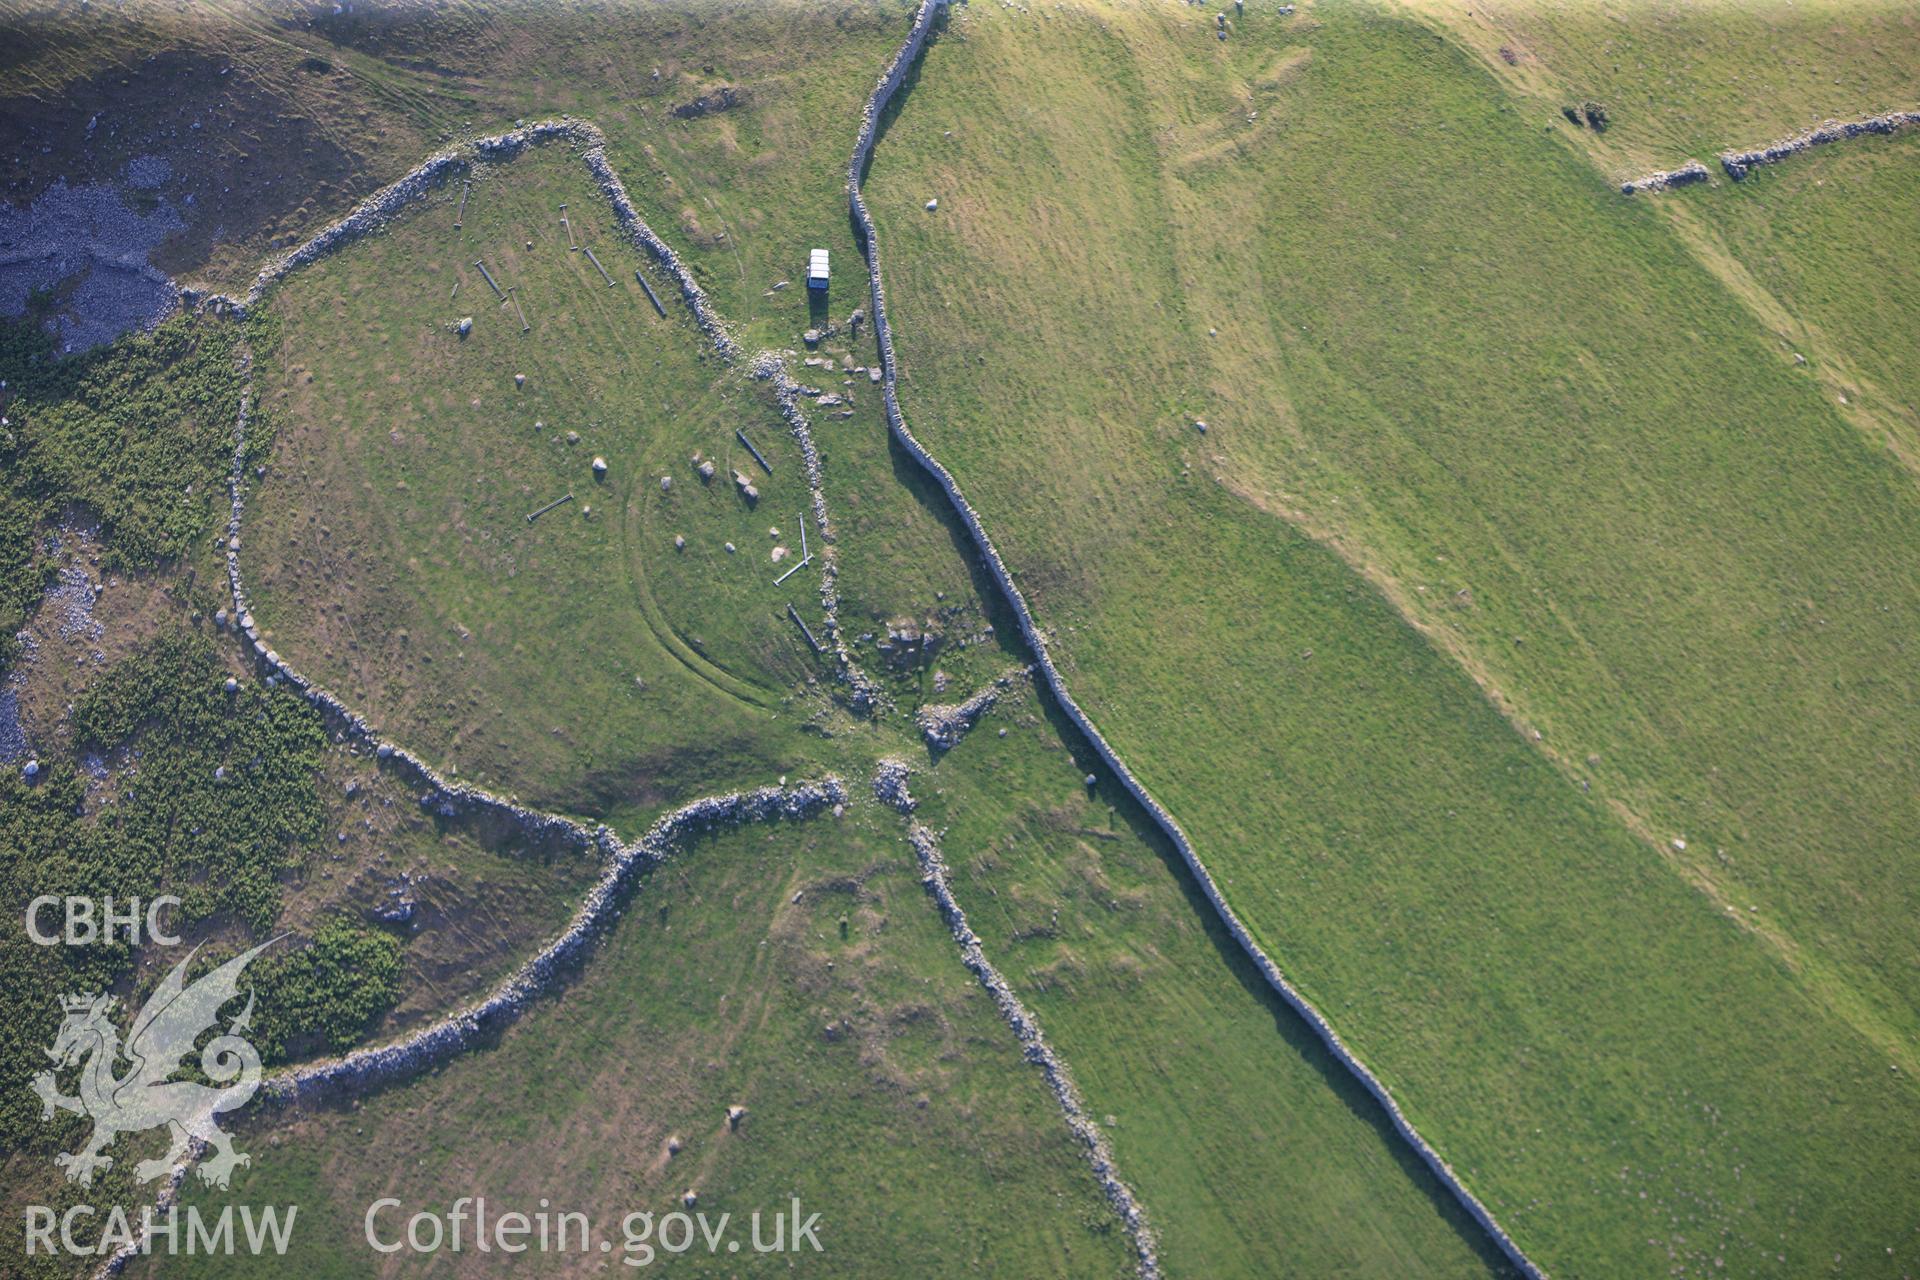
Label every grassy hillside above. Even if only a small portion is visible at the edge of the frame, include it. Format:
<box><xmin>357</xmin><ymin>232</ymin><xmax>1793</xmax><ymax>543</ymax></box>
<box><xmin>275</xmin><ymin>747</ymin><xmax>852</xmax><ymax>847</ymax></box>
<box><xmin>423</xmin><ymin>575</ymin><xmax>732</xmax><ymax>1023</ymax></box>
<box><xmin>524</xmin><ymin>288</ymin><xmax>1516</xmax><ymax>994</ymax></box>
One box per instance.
<box><xmin>1679</xmin><ymin>128</ymin><xmax>1920</xmax><ymax>471</ymax></box>
<box><xmin>0</xmin><ymin>0</ymin><xmax>912</xmax><ymax>312</ymax></box>
<box><xmin>147</xmin><ymin>807</ymin><xmax>1138</xmax><ymax>1279</ymax></box>
<box><xmin>915</xmin><ymin>680</ymin><xmax>1511</xmax><ymax>1278</ymax></box>
<box><xmin>1404</xmin><ymin>0</ymin><xmax>1920</xmax><ymax>176</ymax></box>
<box><xmin>863</xmin><ymin>0</ymin><xmax>1920</xmax><ymax>1271</ymax></box>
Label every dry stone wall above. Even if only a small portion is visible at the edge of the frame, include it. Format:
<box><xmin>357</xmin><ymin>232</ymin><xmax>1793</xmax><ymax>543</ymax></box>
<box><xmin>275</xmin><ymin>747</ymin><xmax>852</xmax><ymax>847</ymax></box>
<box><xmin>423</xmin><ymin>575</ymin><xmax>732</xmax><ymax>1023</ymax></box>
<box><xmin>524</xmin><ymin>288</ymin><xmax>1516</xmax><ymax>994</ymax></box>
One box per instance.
<box><xmin>1721</xmin><ymin>111</ymin><xmax>1919</xmax><ymax>179</ymax></box>
<box><xmin>1619</xmin><ymin>160</ymin><xmax>1710</xmax><ymax>194</ymax></box>
<box><xmin>908</xmin><ymin>820</ymin><xmax>1161</xmax><ymax>1278</ymax></box>
<box><xmin>870</xmin><ymin>761</ymin><xmax>1159</xmax><ymax>1277</ymax></box>
<box><xmin>266</xmin><ymin>777</ymin><xmax>844</xmax><ymax>1105</ymax></box>
<box><xmin>751</xmin><ymin>351</ymin><xmax>883</xmax><ymax>710</ymax></box>
<box><xmin>848</xmin><ymin>2</ymin><xmax>1544</xmax><ymax>1274</ymax></box>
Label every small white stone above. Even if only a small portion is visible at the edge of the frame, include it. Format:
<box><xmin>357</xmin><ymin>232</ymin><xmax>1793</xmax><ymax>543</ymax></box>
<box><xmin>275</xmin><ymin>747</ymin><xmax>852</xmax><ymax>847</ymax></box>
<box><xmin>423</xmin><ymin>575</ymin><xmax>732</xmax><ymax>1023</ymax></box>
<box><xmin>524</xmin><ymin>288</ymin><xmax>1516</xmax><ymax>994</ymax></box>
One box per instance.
<box><xmin>724</xmin><ymin>542</ymin><xmax>736</xmax><ymax>554</ymax></box>
<box><xmin>925</xmin><ymin>197</ymin><xmax>939</xmax><ymax>211</ymax></box>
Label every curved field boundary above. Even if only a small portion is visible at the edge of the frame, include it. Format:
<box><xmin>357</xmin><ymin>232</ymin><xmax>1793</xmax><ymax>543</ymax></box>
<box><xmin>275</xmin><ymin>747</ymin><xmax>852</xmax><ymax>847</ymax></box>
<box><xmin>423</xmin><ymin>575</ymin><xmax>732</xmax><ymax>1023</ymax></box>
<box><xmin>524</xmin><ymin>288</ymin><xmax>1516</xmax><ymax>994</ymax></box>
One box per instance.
<box><xmin>198</xmin><ymin>116</ymin><xmax>875</xmax><ymax>709</ymax></box>
<box><xmin>267</xmin><ymin>777</ymin><xmax>845</xmax><ymax>1103</ymax></box>
<box><xmin>847</xmin><ymin>3</ymin><xmax>1544</xmax><ymax>1275</ymax></box>
<box><xmin>871</xmin><ymin>763</ymin><xmax>1159</xmax><ymax>1277</ymax></box>
<box><xmin>96</xmin><ymin>777</ymin><xmax>844</xmax><ymax>1278</ymax></box>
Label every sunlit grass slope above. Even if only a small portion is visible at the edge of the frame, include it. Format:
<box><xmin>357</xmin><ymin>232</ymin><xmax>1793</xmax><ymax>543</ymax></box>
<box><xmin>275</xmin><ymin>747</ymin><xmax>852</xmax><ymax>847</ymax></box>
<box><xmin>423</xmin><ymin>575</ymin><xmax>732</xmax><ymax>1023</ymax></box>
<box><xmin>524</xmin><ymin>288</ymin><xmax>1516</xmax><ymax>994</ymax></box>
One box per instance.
<box><xmin>864</xmin><ymin>1</ymin><xmax>1920</xmax><ymax>1271</ymax></box>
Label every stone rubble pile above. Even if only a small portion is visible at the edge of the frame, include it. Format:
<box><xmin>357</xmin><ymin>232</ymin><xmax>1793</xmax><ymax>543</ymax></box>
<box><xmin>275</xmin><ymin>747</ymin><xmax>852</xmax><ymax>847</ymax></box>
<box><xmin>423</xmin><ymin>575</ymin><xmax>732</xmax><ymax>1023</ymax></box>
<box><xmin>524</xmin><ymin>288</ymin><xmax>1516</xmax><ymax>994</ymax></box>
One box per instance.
<box><xmin>1720</xmin><ymin>111</ymin><xmax>1920</xmax><ymax>179</ymax></box>
<box><xmin>848</xmin><ymin>3</ymin><xmax>1542</xmax><ymax>1274</ymax></box>
<box><xmin>871</xmin><ymin>757</ymin><xmax>917</xmax><ymax>813</ymax></box>
<box><xmin>0</xmin><ymin>178</ymin><xmax>185</xmax><ymax>351</ymax></box>
<box><xmin>1619</xmin><ymin>160</ymin><xmax>1710</xmax><ymax>194</ymax></box>
<box><xmin>751</xmin><ymin>349</ymin><xmax>882</xmax><ymax>713</ymax></box>
<box><xmin>915</xmin><ymin>665</ymin><xmax>1031</xmax><ymax>751</ymax></box>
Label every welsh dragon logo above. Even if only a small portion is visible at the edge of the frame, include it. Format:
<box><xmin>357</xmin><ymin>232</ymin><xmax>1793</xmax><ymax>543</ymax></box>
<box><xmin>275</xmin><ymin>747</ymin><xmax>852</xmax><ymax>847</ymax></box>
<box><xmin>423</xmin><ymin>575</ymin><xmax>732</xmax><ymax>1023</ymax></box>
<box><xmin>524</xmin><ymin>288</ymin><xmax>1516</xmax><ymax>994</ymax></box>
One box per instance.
<box><xmin>30</xmin><ymin>940</ymin><xmax>279</xmax><ymax>1190</ymax></box>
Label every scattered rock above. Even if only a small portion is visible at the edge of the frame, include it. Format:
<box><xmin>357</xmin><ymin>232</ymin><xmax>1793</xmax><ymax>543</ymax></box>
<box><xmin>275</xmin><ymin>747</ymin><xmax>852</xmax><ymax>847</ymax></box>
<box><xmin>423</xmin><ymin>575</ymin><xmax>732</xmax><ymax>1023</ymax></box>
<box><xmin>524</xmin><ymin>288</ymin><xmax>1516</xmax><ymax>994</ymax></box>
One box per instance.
<box><xmin>671</xmin><ymin>85</ymin><xmax>746</xmax><ymax>120</ymax></box>
<box><xmin>925</xmin><ymin>197</ymin><xmax>939</xmax><ymax>211</ymax></box>
<box><xmin>592</xmin><ymin>456</ymin><xmax>608</xmax><ymax>477</ymax></box>
<box><xmin>566</xmin><ymin>430</ymin><xmax>580</xmax><ymax>444</ymax></box>
<box><xmin>726</xmin><ymin>1105</ymin><xmax>747</xmax><ymax>1130</ymax></box>
<box><xmin>674</xmin><ymin>534</ymin><xmax>686</xmax><ymax>550</ymax></box>
<box><xmin>803</xmin><ymin>329</ymin><xmax>821</xmax><ymax>348</ymax></box>
<box><xmin>514</xmin><ymin>373</ymin><xmax>526</xmax><ymax>387</ymax></box>
<box><xmin>454</xmin><ymin>316</ymin><xmax>473</xmax><ymax>336</ymax></box>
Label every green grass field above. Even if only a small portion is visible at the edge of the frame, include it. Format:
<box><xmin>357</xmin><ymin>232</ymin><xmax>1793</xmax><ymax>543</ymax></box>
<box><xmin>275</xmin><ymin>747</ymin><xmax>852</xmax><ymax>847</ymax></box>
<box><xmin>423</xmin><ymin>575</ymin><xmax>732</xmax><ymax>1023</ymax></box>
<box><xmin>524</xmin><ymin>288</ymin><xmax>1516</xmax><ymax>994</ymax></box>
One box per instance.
<box><xmin>245</xmin><ymin>143</ymin><xmax>850</xmax><ymax>831</ymax></box>
<box><xmin>1681</xmin><ymin>128</ymin><xmax>1920</xmax><ymax>471</ymax></box>
<box><xmin>864</xmin><ymin>0</ymin><xmax>1920</xmax><ymax>1270</ymax></box>
<box><xmin>144</xmin><ymin>807</ymin><xmax>1138</xmax><ymax>1279</ymax></box>
<box><xmin>1406</xmin><ymin>0</ymin><xmax>1920</xmax><ymax>177</ymax></box>
<box><xmin>914</xmin><ymin>680</ymin><xmax>1512</xmax><ymax>1278</ymax></box>
<box><xmin>6</xmin><ymin>1</ymin><xmax>1919</xmax><ymax>1275</ymax></box>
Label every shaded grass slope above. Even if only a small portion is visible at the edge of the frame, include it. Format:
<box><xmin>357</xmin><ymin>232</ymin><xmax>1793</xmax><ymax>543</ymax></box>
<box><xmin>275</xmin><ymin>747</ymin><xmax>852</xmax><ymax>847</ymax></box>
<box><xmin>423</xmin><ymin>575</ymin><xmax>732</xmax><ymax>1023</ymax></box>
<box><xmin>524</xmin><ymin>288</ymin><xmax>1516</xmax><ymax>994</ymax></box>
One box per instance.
<box><xmin>146</xmin><ymin>807</ymin><xmax>1138</xmax><ymax>1279</ymax></box>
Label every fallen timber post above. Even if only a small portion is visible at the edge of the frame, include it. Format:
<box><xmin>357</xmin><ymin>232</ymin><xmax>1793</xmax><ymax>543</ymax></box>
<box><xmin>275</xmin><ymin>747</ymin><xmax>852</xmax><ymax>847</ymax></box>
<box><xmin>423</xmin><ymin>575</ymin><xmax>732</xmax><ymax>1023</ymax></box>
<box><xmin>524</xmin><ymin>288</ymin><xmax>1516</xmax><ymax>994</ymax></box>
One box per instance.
<box><xmin>774</xmin><ymin>553</ymin><xmax>812</xmax><ymax>586</ymax></box>
<box><xmin>473</xmin><ymin>258</ymin><xmax>506</xmax><ymax>299</ymax></box>
<box><xmin>634</xmin><ymin>268</ymin><xmax>667</xmax><ymax>317</ymax></box>
<box><xmin>507</xmin><ymin>288</ymin><xmax>530</xmax><ymax>333</ymax></box>
<box><xmin>526</xmin><ymin>492</ymin><xmax>574</xmax><ymax>523</ymax></box>
<box><xmin>455</xmin><ymin>178</ymin><xmax>469</xmax><ymax>229</ymax></box>
<box><xmin>736</xmin><ymin>428</ymin><xmax>773</xmax><ymax>474</ymax></box>
<box><xmin>560</xmin><ymin>202</ymin><xmax>578</xmax><ymax>251</ymax></box>
<box><xmin>787</xmin><ymin>603</ymin><xmax>824</xmax><ymax>653</ymax></box>
<box><xmin>583</xmin><ymin>245</ymin><xmax>616</xmax><ymax>287</ymax></box>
